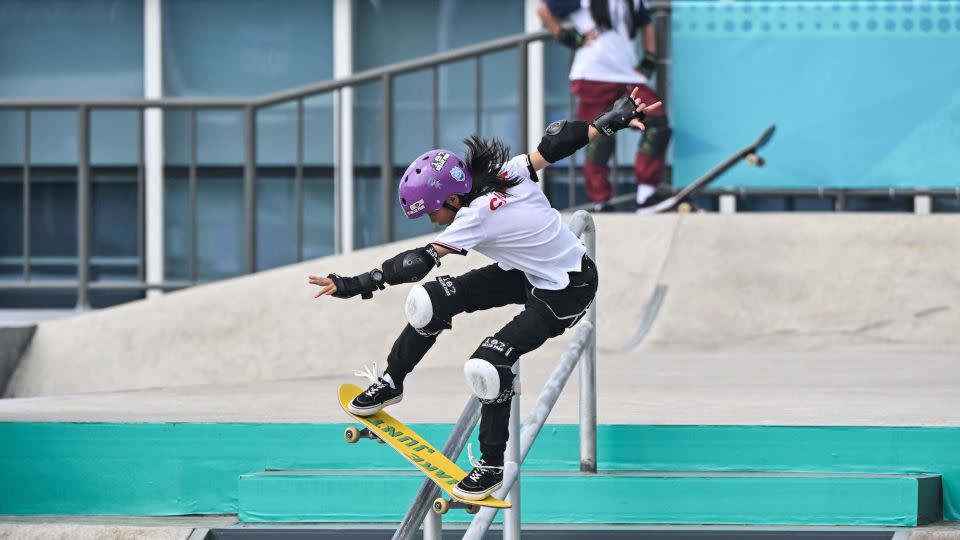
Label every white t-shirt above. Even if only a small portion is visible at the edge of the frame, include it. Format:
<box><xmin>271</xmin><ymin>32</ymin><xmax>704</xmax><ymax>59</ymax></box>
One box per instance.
<box><xmin>568</xmin><ymin>0</ymin><xmax>649</xmax><ymax>85</ymax></box>
<box><xmin>433</xmin><ymin>155</ymin><xmax>586</xmax><ymax>291</ymax></box>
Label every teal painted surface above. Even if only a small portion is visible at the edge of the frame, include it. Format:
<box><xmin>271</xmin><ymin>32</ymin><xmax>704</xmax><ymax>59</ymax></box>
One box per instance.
<box><xmin>238</xmin><ymin>470</ymin><xmax>936</xmax><ymax>525</ymax></box>
<box><xmin>670</xmin><ymin>1</ymin><xmax>960</xmax><ymax>189</ymax></box>
<box><xmin>2</xmin><ymin>423</ymin><xmax>959</xmax><ymax>520</ymax></box>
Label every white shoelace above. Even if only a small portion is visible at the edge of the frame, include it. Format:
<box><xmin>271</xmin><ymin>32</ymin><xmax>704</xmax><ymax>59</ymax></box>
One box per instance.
<box><xmin>466</xmin><ymin>443</ymin><xmax>503</xmax><ymax>481</ymax></box>
<box><xmin>353</xmin><ymin>362</ymin><xmax>385</xmax><ymax>396</ymax></box>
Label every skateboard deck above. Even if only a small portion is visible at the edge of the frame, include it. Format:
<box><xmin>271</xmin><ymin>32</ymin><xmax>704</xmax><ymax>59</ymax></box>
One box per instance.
<box><xmin>338</xmin><ymin>383</ymin><xmax>511</xmax><ymax>511</ymax></box>
<box><xmin>638</xmin><ymin>124</ymin><xmax>776</xmax><ymax>215</ymax></box>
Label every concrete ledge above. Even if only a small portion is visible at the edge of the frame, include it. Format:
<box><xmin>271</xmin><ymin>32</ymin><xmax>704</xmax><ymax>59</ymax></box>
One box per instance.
<box><xmin>238</xmin><ymin>470</ymin><xmax>941</xmax><ymax>526</ymax></box>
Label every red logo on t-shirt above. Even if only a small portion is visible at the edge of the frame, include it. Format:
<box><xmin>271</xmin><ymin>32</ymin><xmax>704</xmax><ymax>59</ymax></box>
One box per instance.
<box><xmin>489</xmin><ymin>193</ymin><xmax>507</xmax><ymax>211</ymax></box>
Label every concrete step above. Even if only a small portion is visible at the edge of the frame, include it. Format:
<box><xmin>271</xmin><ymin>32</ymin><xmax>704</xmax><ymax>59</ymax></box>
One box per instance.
<box><xmin>2</xmin><ymin>422</ymin><xmax>959</xmax><ymax>518</ymax></box>
<box><xmin>238</xmin><ymin>470</ymin><xmax>942</xmax><ymax>526</ymax></box>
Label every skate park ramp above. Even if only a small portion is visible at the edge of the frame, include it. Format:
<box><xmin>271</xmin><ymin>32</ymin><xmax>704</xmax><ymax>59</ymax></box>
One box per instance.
<box><xmin>3</xmin><ymin>213</ymin><xmax>960</xmax><ymax>536</ymax></box>
<box><xmin>2</xmin><ymin>213</ymin><xmax>959</xmax><ymax>427</ymax></box>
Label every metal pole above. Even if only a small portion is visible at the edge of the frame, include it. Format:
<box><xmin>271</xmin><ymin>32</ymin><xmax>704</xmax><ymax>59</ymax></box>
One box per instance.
<box><xmin>381</xmin><ymin>73</ymin><xmax>394</xmax><ymax>244</ymax></box>
<box><xmin>189</xmin><ymin>108</ymin><xmax>198</xmax><ymax>282</ymax></box>
<box><xmin>422</xmin><ymin>509</ymin><xmax>441</xmax><ymax>540</ymax></box>
<box><xmin>567</xmin><ymin>210</ymin><xmax>598</xmax><ymax>472</ymax></box>
<box><xmin>393</xmin><ymin>397</ymin><xmax>481</xmax><ymax>540</ymax></box>
<box><xmin>475</xmin><ymin>57</ymin><xmax>482</xmax><ymax>134</ymax></box>
<box><xmin>76</xmin><ymin>105</ymin><xmax>91</xmax><ymax>310</ymax></box>
<box><xmin>431</xmin><ymin>65</ymin><xmax>439</xmax><ymax>148</ymax></box>
<box><xmin>517</xmin><ymin>42</ymin><xmax>528</xmax><ymax>151</ymax></box>
<box><xmin>567</xmin><ymin>48</ymin><xmax>577</xmax><ymax>209</ymax></box>
<box><xmin>137</xmin><ymin>108</ymin><xmax>145</xmax><ymax>285</ymax></box>
<box><xmin>503</xmin><ymin>365</ymin><xmax>522</xmax><ymax>539</ymax></box>
<box><xmin>463</xmin><ymin>323</ymin><xmax>594</xmax><ymax>540</ymax></box>
<box><xmin>295</xmin><ymin>98</ymin><xmax>304</xmax><ymax>261</ymax></box>
<box><xmin>243</xmin><ymin>106</ymin><xmax>257</xmax><ymax>273</ymax></box>
<box><xmin>22</xmin><ymin>108</ymin><xmax>31</xmax><ymax>282</ymax></box>
<box><xmin>333</xmin><ymin>89</ymin><xmax>342</xmax><ymax>254</ymax></box>
<box><xmin>579</xmin><ymin>221</ymin><xmax>597</xmax><ymax>472</ymax></box>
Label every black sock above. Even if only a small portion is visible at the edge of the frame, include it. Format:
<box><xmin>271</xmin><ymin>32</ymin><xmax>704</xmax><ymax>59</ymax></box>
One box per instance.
<box><xmin>481</xmin><ymin>453</ymin><xmax>504</xmax><ymax>467</ymax></box>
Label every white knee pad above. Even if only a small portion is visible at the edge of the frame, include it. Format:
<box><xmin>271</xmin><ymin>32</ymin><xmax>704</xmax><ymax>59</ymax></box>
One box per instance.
<box><xmin>405</xmin><ymin>284</ymin><xmax>433</xmax><ymax>329</ymax></box>
<box><xmin>463</xmin><ymin>358</ymin><xmax>501</xmax><ymax>401</ymax></box>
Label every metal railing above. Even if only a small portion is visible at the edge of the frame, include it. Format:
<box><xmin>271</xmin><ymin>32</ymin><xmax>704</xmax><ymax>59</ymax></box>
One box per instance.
<box><xmin>0</xmin><ymin>2</ymin><xmax>682</xmax><ymax>309</ymax></box>
<box><xmin>394</xmin><ymin>210</ymin><xmax>597</xmax><ymax>540</ymax></box>
<box><xmin>0</xmin><ymin>28</ymin><xmax>562</xmax><ymax>308</ymax></box>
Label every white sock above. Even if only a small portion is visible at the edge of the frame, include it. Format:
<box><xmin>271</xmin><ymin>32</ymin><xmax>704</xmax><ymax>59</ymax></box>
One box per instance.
<box><xmin>636</xmin><ymin>184</ymin><xmax>656</xmax><ymax>205</ymax></box>
<box><xmin>382</xmin><ymin>373</ymin><xmax>396</xmax><ymax>389</ymax></box>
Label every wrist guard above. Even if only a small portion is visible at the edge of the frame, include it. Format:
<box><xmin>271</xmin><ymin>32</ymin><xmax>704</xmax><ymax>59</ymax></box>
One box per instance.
<box><xmin>381</xmin><ymin>245</ymin><xmax>441</xmax><ymax>286</ymax></box>
<box><xmin>557</xmin><ymin>27</ymin><xmax>584</xmax><ymax>49</ymax></box>
<box><xmin>329</xmin><ymin>270</ymin><xmax>385</xmax><ymax>300</ymax></box>
<box><xmin>592</xmin><ymin>95</ymin><xmax>646</xmax><ymax>137</ymax></box>
<box><xmin>638</xmin><ymin>51</ymin><xmax>657</xmax><ymax>78</ymax></box>
<box><xmin>537</xmin><ymin>120</ymin><xmax>590</xmax><ymax>164</ymax></box>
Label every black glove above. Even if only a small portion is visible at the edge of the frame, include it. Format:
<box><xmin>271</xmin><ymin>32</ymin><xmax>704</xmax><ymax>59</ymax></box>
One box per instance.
<box><xmin>592</xmin><ymin>95</ymin><xmax>646</xmax><ymax>137</ymax></box>
<box><xmin>556</xmin><ymin>27</ymin><xmax>585</xmax><ymax>49</ymax></box>
<box><xmin>381</xmin><ymin>245</ymin><xmax>441</xmax><ymax>285</ymax></box>
<box><xmin>328</xmin><ymin>270</ymin><xmax>384</xmax><ymax>300</ymax></box>
<box><xmin>637</xmin><ymin>51</ymin><xmax>657</xmax><ymax>78</ymax></box>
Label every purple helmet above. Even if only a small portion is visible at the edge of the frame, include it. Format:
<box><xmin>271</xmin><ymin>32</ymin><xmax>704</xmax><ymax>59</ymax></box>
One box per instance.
<box><xmin>398</xmin><ymin>149</ymin><xmax>473</xmax><ymax>219</ymax></box>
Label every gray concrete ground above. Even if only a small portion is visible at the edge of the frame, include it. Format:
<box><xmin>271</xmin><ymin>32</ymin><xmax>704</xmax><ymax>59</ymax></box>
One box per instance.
<box><xmin>0</xmin><ymin>524</ymin><xmax>193</xmax><ymax>540</ymax></box>
<box><xmin>1</xmin><ymin>347</ymin><xmax>958</xmax><ymax>425</ymax></box>
<box><xmin>1</xmin><ymin>214</ymin><xmax>957</xmax><ymax>426</ymax></box>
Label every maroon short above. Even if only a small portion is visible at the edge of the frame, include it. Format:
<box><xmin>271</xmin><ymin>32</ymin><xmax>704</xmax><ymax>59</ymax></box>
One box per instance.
<box><xmin>570</xmin><ymin>80</ymin><xmax>665</xmax><ymax>123</ymax></box>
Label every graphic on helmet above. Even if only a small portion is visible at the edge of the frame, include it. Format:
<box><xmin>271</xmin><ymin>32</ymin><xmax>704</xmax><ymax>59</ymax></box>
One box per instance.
<box><xmin>398</xmin><ymin>149</ymin><xmax>473</xmax><ymax>219</ymax></box>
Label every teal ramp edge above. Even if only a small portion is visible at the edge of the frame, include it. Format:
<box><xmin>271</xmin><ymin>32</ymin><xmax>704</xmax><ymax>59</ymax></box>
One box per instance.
<box><xmin>1</xmin><ymin>423</ymin><xmax>959</xmax><ymax>518</ymax></box>
<box><xmin>238</xmin><ymin>470</ymin><xmax>941</xmax><ymax>526</ymax></box>
<box><xmin>670</xmin><ymin>0</ymin><xmax>960</xmax><ymax>189</ymax></box>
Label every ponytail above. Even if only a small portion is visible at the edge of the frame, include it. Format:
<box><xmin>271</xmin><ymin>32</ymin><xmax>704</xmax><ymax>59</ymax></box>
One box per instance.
<box><xmin>459</xmin><ymin>135</ymin><xmax>523</xmax><ymax>206</ymax></box>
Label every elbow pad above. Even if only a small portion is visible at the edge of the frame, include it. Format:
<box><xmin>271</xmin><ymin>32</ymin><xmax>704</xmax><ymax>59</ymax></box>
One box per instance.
<box><xmin>381</xmin><ymin>245</ymin><xmax>441</xmax><ymax>285</ymax></box>
<box><xmin>537</xmin><ymin>120</ymin><xmax>590</xmax><ymax>163</ymax></box>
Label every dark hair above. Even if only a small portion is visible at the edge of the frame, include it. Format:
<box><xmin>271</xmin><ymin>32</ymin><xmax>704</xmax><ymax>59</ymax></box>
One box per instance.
<box><xmin>459</xmin><ymin>135</ymin><xmax>523</xmax><ymax>206</ymax></box>
<box><xmin>590</xmin><ymin>0</ymin><xmax>641</xmax><ymax>39</ymax></box>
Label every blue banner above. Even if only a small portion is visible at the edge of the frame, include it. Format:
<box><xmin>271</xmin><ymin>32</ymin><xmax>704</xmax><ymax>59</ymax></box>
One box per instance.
<box><xmin>671</xmin><ymin>1</ymin><xmax>960</xmax><ymax>189</ymax></box>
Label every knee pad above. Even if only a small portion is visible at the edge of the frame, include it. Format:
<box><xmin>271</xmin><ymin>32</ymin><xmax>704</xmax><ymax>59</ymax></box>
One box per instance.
<box><xmin>638</xmin><ymin>115</ymin><xmax>672</xmax><ymax>157</ymax></box>
<box><xmin>405</xmin><ymin>284</ymin><xmax>434</xmax><ymax>329</ymax></box>
<box><xmin>405</xmin><ymin>276</ymin><xmax>459</xmax><ymax>336</ymax></box>
<box><xmin>464</xmin><ymin>337</ymin><xmax>518</xmax><ymax>404</ymax></box>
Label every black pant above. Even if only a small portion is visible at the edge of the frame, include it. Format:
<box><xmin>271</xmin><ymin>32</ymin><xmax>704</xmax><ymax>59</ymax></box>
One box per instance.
<box><xmin>384</xmin><ymin>255</ymin><xmax>598</xmax><ymax>461</ymax></box>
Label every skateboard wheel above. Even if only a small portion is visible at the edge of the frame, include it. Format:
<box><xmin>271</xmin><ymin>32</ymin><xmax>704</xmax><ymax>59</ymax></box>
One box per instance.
<box><xmin>466</xmin><ymin>504</ymin><xmax>480</xmax><ymax>514</ymax></box>
<box><xmin>344</xmin><ymin>426</ymin><xmax>360</xmax><ymax>444</ymax></box>
<box><xmin>746</xmin><ymin>153</ymin><xmax>765</xmax><ymax>167</ymax></box>
<box><xmin>433</xmin><ymin>498</ymin><xmax>449</xmax><ymax>515</ymax></box>
<box><xmin>677</xmin><ymin>202</ymin><xmax>693</xmax><ymax>213</ymax></box>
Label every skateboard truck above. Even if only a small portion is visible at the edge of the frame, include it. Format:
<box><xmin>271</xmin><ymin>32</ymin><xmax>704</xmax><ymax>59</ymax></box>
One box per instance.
<box><xmin>433</xmin><ymin>497</ymin><xmax>480</xmax><ymax>515</ymax></box>
<box><xmin>343</xmin><ymin>426</ymin><xmax>386</xmax><ymax>444</ymax></box>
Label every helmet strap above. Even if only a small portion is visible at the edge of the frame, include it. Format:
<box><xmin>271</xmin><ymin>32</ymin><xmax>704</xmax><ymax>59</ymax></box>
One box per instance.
<box><xmin>442</xmin><ymin>201</ymin><xmax>460</xmax><ymax>213</ymax></box>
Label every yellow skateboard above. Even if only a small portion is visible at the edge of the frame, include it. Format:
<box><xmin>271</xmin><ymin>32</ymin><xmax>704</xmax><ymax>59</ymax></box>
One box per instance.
<box><xmin>338</xmin><ymin>383</ymin><xmax>511</xmax><ymax>514</ymax></box>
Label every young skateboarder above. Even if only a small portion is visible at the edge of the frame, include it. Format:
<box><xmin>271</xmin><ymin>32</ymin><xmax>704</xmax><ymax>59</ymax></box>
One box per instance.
<box><xmin>310</xmin><ymin>88</ymin><xmax>658</xmax><ymax>500</ymax></box>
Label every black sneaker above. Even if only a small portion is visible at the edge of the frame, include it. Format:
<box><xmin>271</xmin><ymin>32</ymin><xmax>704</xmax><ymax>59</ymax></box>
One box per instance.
<box><xmin>348</xmin><ymin>377</ymin><xmax>403</xmax><ymax>416</ymax></box>
<box><xmin>453</xmin><ymin>458</ymin><xmax>503</xmax><ymax>501</ymax></box>
<box><xmin>636</xmin><ymin>191</ymin><xmax>668</xmax><ymax>211</ymax></box>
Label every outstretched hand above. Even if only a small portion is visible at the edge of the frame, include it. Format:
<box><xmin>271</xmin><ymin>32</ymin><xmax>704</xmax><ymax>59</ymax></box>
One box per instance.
<box><xmin>627</xmin><ymin>86</ymin><xmax>661</xmax><ymax>131</ymax></box>
<box><xmin>308</xmin><ymin>275</ymin><xmax>337</xmax><ymax>298</ymax></box>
